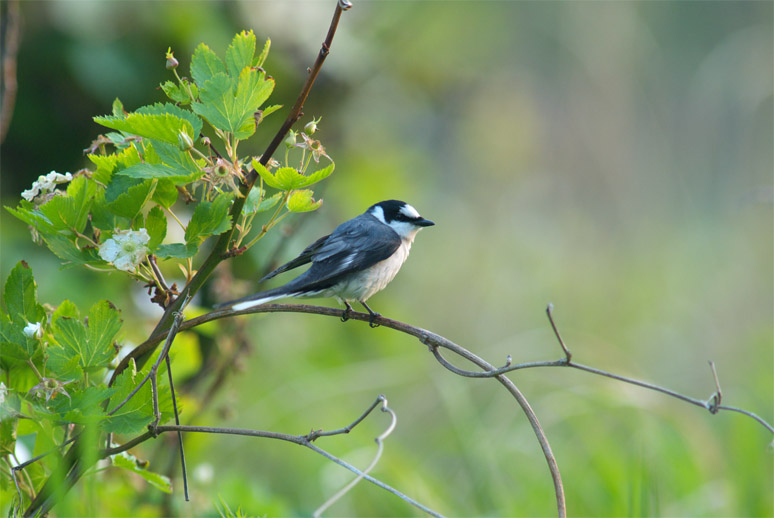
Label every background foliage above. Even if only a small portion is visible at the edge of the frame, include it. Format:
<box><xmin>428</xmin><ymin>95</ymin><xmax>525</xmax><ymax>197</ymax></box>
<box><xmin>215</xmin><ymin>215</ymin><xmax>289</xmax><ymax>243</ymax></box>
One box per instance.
<box><xmin>1</xmin><ymin>1</ymin><xmax>772</xmax><ymax>517</ymax></box>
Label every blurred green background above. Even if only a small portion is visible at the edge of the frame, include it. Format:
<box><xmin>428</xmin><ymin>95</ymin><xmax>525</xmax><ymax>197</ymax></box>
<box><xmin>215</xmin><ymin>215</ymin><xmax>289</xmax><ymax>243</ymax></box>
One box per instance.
<box><xmin>1</xmin><ymin>1</ymin><xmax>772</xmax><ymax>516</ymax></box>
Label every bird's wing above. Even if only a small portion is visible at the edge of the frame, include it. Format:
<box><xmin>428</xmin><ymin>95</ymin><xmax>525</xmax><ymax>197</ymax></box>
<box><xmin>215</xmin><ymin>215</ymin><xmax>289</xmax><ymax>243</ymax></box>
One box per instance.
<box><xmin>259</xmin><ymin>234</ymin><xmax>331</xmax><ymax>282</ymax></box>
<box><xmin>303</xmin><ymin>214</ymin><xmax>401</xmax><ymax>284</ymax></box>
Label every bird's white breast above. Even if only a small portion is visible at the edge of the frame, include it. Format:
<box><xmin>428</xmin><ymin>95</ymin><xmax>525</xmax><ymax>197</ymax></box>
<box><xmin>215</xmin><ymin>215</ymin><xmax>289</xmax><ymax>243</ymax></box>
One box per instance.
<box><xmin>332</xmin><ymin>239</ymin><xmax>413</xmax><ymax>302</ymax></box>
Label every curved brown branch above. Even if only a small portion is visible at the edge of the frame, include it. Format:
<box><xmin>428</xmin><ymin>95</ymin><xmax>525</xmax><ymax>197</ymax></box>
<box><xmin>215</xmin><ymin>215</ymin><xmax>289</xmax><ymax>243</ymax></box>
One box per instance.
<box><xmin>102</xmin><ymin>397</ymin><xmax>443</xmax><ymax>518</ymax></box>
<box><xmin>140</xmin><ymin>303</ymin><xmax>567</xmax><ymax>517</ymax></box>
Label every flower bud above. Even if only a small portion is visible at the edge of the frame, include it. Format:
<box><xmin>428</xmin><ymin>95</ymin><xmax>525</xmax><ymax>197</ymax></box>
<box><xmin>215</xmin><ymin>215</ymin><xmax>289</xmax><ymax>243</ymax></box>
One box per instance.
<box><xmin>284</xmin><ymin>131</ymin><xmax>297</xmax><ymax>148</ymax></box>
<box><xmin>304</xmin><ymin>119</ymin><xmax>319</xmax><ymax>135</ymax></box>
<box><xmin>165</xmin><ymin>48</ymin><xmax>179</xmax><ymax>70</ymax></box>
<box><xmin>178</xmin><ymin>130</ymin><xmax>194</xmax><ymax>150</ymax></box>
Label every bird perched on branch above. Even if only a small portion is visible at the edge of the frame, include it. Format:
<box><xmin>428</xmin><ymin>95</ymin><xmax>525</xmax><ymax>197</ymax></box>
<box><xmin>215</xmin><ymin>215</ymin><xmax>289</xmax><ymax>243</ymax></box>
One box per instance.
<box><xmin>217</xmin><ymin>199</ymin><xmax>434</xmax><ymax>327</ymax></box>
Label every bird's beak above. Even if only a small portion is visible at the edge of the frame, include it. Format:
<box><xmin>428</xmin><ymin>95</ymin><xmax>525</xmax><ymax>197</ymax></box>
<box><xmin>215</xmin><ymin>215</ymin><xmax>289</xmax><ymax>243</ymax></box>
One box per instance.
<box><xmin>416</xmin><ymin>218</ymin><xmax>435</xmax><ymax>227</ymax></box>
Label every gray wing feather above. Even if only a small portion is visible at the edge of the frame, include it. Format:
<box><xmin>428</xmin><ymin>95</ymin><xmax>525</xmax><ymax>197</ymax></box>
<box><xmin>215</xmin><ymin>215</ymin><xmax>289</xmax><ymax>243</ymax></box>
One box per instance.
<box><xmin>260</xmin><ymin>234</ymin><xmax>330</xmax><ymax>282</ymax></box>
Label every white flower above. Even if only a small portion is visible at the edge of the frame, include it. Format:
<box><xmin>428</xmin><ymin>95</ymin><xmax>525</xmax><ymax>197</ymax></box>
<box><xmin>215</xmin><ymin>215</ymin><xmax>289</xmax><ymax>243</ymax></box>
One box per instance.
<box><xmin>23</xmin><ymin>321</ymin><xmax>43</xmax><ymax>339</ymax></box>
<box><xmin>99</xmin><ymin>228</ymin><xmax>151</xmax><ymax>271</ymax></box>
<box><xmin>21</xmin><ymin>171</ymin><xmax>73</xmax><ymax>201</ymax></box>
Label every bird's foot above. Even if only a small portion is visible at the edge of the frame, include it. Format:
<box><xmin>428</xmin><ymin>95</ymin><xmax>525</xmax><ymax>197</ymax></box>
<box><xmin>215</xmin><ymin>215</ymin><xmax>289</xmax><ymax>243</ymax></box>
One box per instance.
<box><xmin>367</xmin><ymin>311</ymin><xmax>381</xmax><ymax>328</ymax></box>
<box><xmin>340</xmin><ymin>302</ymin><xmax>353</xmax><ymax>323</ymax></box>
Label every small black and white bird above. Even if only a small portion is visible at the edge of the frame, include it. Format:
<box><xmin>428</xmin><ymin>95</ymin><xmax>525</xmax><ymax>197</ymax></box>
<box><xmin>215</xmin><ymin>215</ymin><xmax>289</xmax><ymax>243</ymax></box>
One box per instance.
<box><xmin>217</xmin><ymin>200</ymin><xmax>434</xmax><ymax>326</ymax></box>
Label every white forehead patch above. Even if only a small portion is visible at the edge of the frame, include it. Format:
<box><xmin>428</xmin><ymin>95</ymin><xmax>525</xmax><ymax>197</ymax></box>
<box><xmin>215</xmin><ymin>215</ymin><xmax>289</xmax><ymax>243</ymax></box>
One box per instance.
<box><xmin>370</xmin><ymin>205</ymin><xmax>386</xmax><ymax>224</ymax></box>
<box><xmin>399</xmin><ymin>203</ymin><xmax>420</xmax><ymax>219</ymax></box>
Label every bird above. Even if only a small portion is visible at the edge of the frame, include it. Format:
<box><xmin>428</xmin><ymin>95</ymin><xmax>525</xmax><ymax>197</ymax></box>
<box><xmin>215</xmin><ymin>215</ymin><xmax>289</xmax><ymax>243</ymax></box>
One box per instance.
<box><xmin>217</xmin><ymin>199</ymin><xmax>434</xmax><ymax>327</ymax></box>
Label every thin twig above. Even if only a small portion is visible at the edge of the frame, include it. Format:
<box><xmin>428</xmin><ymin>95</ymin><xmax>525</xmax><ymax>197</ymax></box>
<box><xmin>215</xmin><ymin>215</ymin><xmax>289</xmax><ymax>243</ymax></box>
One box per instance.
<box><xmin>165</xmin><ymin>354</ymin><xmax>189</xmax><ymax>501</ymax></box>
<box><xmin>313</xmin><ymin>395</ymin><xmax>397</xmax><ymax>517</ymax></box>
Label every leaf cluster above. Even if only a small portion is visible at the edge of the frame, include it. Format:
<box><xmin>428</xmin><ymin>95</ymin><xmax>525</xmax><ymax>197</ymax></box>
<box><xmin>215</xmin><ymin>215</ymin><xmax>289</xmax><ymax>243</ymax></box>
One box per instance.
<box><xmin>1</xmin><ymin>30</ymin><xmax>334</xmax><ymax>510</ymax></box>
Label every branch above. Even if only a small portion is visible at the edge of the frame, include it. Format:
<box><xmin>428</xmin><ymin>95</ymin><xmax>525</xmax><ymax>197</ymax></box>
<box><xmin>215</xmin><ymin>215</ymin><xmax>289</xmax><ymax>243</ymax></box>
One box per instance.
<box><xmin>140</xmin><ymin>303</ymin><xmax>567</xmax><ymax>517</ymax></box>
<box><xmin>115</xmin><ymin>0</ymin><xmax>352</xmax><ymax>378</ymax></box>
<box><xmin>102</xmin><ymin>396</ymin><xmax>443</xmax><ymax>518</ymax></box>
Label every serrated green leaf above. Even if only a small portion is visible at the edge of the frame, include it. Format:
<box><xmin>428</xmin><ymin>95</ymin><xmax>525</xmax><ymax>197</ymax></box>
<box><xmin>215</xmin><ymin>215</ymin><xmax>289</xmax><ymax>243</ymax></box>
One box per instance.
<box><xmin>256</xmin><ymin>38</ymin><xmax>271</xmax><ymax>68</ymax></box>
<box><xmin>191</xmin><ymin>43</ymin><xmax>226</xmax><ymax>86</ymax></box>
<box><xmin>0</xmin><ymin>413</ymin><xmax>18</xmax><ymax>457</ymax></box>
<box><xmin>185</xmin><ymin>193</ymin><xmax>234</xmax><ymax>245</ymax></box>
<box><xmin>5</xmin><ymin>203</ymin><xmax>56</xmax><ymax>235</ymax></box>
<box><xmin>152</xmin><ymin>179</ymin><xmax>178</xmax><ymax>209</ymax></box>
<box><xmin>0</xmin><ymin>314</ymin><xmax>37</xmax><ymax>365</ymax></box>
<box><xmin>94</xmin><ymin>112</ymin><xmax>195</xmax><ymax>147</ymax></box>
<box><xmin>118</xmin><ymin>163</ymin><xmax>195</xmax><ymax>182</ymax></box>
<box><xmin>232</xmin><ymin>67</ymin><xmax>274</xmax><ymax>139</ymax></box>
<box><xmin>38</xmin><ymin>176</ymin><xmax>96</xmax><ymax>234</ymax></box>
<box><xmin>192</xmin><ymin>68</ymin><xmax>274</xmax><ymax>139</ymax></box>
<box><xmin>3</xmin><ymin>262</ymin><xmax>45</xmax><ymax>326</ymax></box>
<box><xmin>226</xmin><ymin>30</ymin><xmax>256</xmax><ymax>78</ymax></box>
<box><xmin>155</xmin><ymin>243</ymin><xmax>198</xmax><ymax>259</ymax></box>
<box><xmin>145</xmin><ymin>207</ymin><xmax>167</xmax><ymax>251</ymax></box>
<box><xmin>49</xmin><ymin>300</ymin><xmax>121</xmax><ymax>376</ymax></box>
<box><xmin>47</xmin><ymin>386</ymin><xmax>115</xmax><ymax>425</ymax></box>
<box><xmin>112</xmin><ymin>451</ymin><xmax>172</xmax><ymax>493</ymax></box>
<box><xmin>42</xmin><ymin>234</ymin><xmax>101</xmax><ymax>267</ymax></box>
<box><xmin>287</xmin><ymin>189</ymin><xmax>322</xmax><ymax>213</ymax></box>
<box><xmin>136</xmin><ymin>103</ymin><xmax>203</xmax><ymax>141</ymax></box>
<box><xmin>160</xmin><ymin>80</ymin><xmax>187</xmax><ymax>104</ymax></box>
<box><xmin>112</xmin><ymin>98</ymin><xmax>126</xmax><ymax>118</ymax></box>
<box><xmin>300</xmin><ymin>162</ymin><xmax>335</xmax><ymax>187</ymax></box>
<box><xmin>242</xmin><ymin>188</ymin><xmax>282</xmax><ymax>215</ymax></box>
<box><xmin>260</xmin><ymin>104</ymin><xmax>282</xmax><ymax>119</ymax></box>
<box><xmin>252</xmin><ymin>160</ymin><xmax>282</xmax><ymax>189</ymax></box>
<box><xmin>105</xmin><ymin>177</ymin><xmax>156</xmax><ymax>220</ymax></box>
<box><xmin>275</xmin><ymin>167</ymin><xmax>307</xmax><ymax>190</ymax></box>
<box><xmin>52</xmin><ymin>300</ymin><xmax>80</xmax><ymax>323</ymax></box>
<box><xmin>103</xmin><ymin>358</ymin><xmax>173</xmax><ymax>435</ymax></box>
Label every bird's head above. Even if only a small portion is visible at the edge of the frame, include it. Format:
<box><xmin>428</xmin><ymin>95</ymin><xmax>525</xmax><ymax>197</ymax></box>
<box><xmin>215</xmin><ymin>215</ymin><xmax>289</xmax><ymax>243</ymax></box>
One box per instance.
<box><xmin>368</xmin><ymin>200</ymin><xmax>435</xmax><ymax>241</ymax></box>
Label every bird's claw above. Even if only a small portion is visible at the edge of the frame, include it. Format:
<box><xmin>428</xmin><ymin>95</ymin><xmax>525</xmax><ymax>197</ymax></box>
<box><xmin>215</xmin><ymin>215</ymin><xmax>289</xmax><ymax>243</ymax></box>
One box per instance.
<box><xmin>368</xmin><ymin>312</ymin><xmax>381</xmax><ymax>328</ymax></box>
<box><xmin>340</xmin><ymin>307</ymin><xmax>351</xmax><ymax>322</ymax></box>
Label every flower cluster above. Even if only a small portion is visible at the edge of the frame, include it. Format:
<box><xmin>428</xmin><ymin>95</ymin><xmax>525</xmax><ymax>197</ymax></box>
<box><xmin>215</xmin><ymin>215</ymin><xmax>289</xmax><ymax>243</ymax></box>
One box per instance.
<box><xmin>98</xmin><ymin>228</ymin><xmax>150</xmax><ymax>271</ymax></box>
<box><xmin>21</xmin><ymin>171</ymin><xmax>74</xmax><ymax>201</ymax></box>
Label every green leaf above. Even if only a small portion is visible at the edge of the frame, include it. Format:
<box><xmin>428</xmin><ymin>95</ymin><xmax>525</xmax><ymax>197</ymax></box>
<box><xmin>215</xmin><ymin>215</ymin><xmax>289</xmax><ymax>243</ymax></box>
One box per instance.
<box><xmin>252</xmin><ymin>160</ymin><xmax>282</xmax><ymax>190</ymax></box>
<box><xmin>260</xmin><ymin>104</ymin><xmax>282</xmax><ymax>119</ymax></box>
<box><xmin>226</xmin><ymin>30</ymin><xmax>256</xmax><ymax>78</ymax></box>
<box><xmin>48</xmin><ymin>300</ymin><xmax>121</xmax><ymax>376</ymax></box>
<box><xmin>0</xmin><ymin>313</ymin><xmax>37</xmax><ymax>366</ymax></box>
<box><xmin>152</xmin><ymin>179</ymin><xmax>179</xmax><ymax>209</ymax></box>
<box><xmin>113</xmin><ymin>451</ymin><xmax>172</xmax><ymax>493</ymax></box>
<box><xmin>287</xmin><ymin>189</ymin><xmax>322</xmax><ymax>212</ymax></box>
<box><xmin>105</xmin><ymin>177</ymin><xmax>156</xmax><ymax>220</ymax></box>
<box><xmin>252</xmin><ymin>162</ymin><xmax>334</xmax><ymax>191</ymax></box>
<box><xmin>0</xmin><ymin>407</ymin><xmax>19</xmax><ymax>457</ymax></box>
<box><xmin>3</xmin><ymin>262</ymin><xmax>45</xmax><ymax>325</ymax></box>
<box><xmin>145</xmin><ymin>206</ymin><xmax>167</xmax><ymax>251</ymax></box>
<box><xmin>118</xmin><ymin>163</ymin><xmax>194</xmax><ymax>182</ymax></box>
<box><xmin>155</xmin><ymin>243</ymin><xmax>199</xmax><ymax>259</ymax></box>
<box><xmin>38</xmin><ymin>176</ymin><xmax>96</xmax><ymax>233</ymax></box>
<box><xmin>185</xmin><ymin>193</ymin><xmax>234</xmax><ymax>245</ymax></box>
<box><xmin>191</xmin><ymin>68</ymin><xmax>274</xmax><ymax>139</ymax></box>
<box><xmin>42</xmin><ymin>234</ymin><xmax>101</xmax><ymax>267</ymax></box>
<box><xmin>112</xmin><ymin>98</ymin><xmax>126</xmax><ymax>118</ymax></box>
<box><xmin>232</xmin><ymin>67</ymin><xmax>274</xmax><ymax>139</ymax></box>
<box><xmin>136</xmin><ymin>103</ymin><xmax>203</xmax><ymax>141</ymax></box>
<box><xmin>103</xmin><ymin>359</ymin><xmax>173</xmax><ymax>435</ymax></box>
<box><xmin>300</xmin><ymin>162</ymin><xmax>335</xmax><ymax>187</ymax></box>
<box><xmin>256</xmin><ymin>37</ymin><xmax>271</xmax><ymax>68</ymax></box>
<box><xmin>47</xmin><ymin>386</ymin><xmax>115</xmax><ymax>425</ymax></box>
<box><xmin>94</xmin><ymin>112</ymin><xmax>195</xmax><ymax>147</ymax></box>
<box><xmin>242</xmin><ymin>188</ymin><xmax>282</xmax><ymax>215</ymax></box>
<box><xmin>52</xmin><ymin>300</ymin><xmax>80</xmax><ymax>323</ymax></box>
<box><xmin>6</xmin><ymin>202</ymin><xmax>56</xmax><ymax>235</ymax></box>
<box><xmin>191</xmin><ymin>43</ymin><xmax>226</xmax><ymax>86</ymax></box>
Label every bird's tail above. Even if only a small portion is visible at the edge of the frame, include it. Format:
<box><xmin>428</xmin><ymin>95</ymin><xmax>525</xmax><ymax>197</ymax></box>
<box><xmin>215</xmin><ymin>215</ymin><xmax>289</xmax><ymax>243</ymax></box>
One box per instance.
<box><xmin>214</xmin><ymin>286</ymin><xmax>302</xmax><ymax>312</ymax></box>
